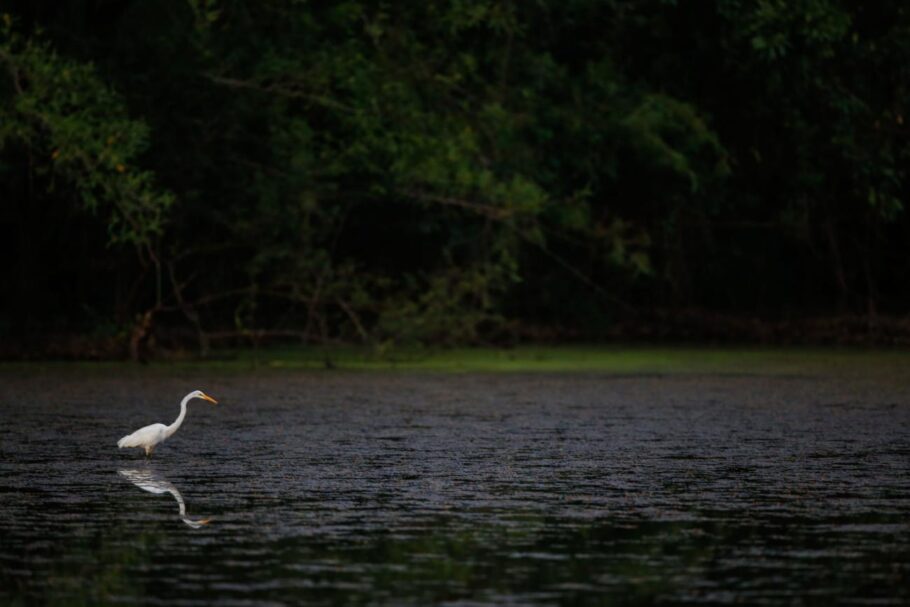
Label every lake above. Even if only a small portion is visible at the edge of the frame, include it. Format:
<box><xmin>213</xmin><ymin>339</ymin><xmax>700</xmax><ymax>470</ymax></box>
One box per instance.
<box><xmin>1</xmin><ymin>368</ymin><xmax>909</xmax><ymax>605</ymax></box>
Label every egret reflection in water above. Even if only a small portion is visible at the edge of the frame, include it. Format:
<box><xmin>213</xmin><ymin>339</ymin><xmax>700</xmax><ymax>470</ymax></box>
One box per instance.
<box><xmin>119</xmin><ymin>468</ymin><xmax>212</xmax><ymax>528</ymax></box>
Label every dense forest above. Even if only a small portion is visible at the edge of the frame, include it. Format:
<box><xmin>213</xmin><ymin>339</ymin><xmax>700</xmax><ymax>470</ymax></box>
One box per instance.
<box><xmin>2</xmin><ymin>1</ymin><xmax>910</xmax><ymax>358</ymax></box>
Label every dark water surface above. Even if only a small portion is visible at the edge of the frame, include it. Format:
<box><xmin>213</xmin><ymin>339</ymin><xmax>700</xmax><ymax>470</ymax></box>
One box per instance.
<box><xmin>1</xmin><ymin>371</ymin><xmax>909</xmax><ymax>605</ymax></box>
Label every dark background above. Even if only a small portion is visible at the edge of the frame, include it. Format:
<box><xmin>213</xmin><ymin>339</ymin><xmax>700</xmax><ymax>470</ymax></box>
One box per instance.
<box><xmin>2</xmin><ymin>1</ymin><xmax>909</xmax><ymax>357</ymax></box>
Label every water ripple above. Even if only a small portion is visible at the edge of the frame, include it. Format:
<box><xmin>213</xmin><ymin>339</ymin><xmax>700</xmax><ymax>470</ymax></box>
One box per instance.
<box><xmin>1</xmin><ymin>372</ymin><xmax>909</xmax><ymax>605</ymax></box>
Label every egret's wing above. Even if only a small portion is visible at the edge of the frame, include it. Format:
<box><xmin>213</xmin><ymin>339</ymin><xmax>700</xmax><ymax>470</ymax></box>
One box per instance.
<box><xmin>117</xmin><ymin>423</ymin><xmax>166</xmax><ymax>448</ymax></box>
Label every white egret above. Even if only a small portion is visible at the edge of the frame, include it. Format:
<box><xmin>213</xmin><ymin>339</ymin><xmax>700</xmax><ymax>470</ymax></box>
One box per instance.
<box><xmin>119</xmin><ymin>468</ymin><xmax>212</xmax><ymax>528</ymax></box>
<box><xmin>117</xmin><ymin>390</ymin><xmax>218</xmax><ymax>457</ymax></box>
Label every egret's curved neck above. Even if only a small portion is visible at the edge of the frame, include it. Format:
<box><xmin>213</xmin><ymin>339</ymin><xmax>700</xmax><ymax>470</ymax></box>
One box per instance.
<box><xmin>165</xmin><ymin>394</ymin><xmax>194</xmax><ymax>438</ymax></box>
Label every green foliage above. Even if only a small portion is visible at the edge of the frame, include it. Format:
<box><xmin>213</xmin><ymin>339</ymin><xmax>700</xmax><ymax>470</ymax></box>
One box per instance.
<box><xmin>623</xmin><ymin>94</ymin><xmax>729</xmax><ymax>193</ymax></box>
<box><xmin>183</xmin><ymin>0</ymin><xmax>685</xmax><ymax>344</ymax></box>
<box><xmin>0</xmin><ymin>20</ymin><xmax>173</xmax><ymax>249</ymax></box>
<box><xmin>2</xmin><ymin>0</ymin><xmax>909</xmax><ymax>351</ymax></box>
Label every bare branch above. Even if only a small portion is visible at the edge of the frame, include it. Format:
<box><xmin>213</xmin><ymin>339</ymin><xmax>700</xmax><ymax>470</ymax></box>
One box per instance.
<box><xmin>204</xmin><ymin>73</ymin><xmax>355</xmax><ymax>113</ymax></box>
<box><xmin>336</xmin><ymin>298</ymin><xmax>370</xmax><ymax>343</ymax></box>
<box><xmin>0</xmin><ymin>48</ymin><xmax>24</xmax><ymax>95</ymax></box>
<box><xmin>402</xmin><ymin>189</ymin><xmax>515</xmax><ymax>219</ymax></box>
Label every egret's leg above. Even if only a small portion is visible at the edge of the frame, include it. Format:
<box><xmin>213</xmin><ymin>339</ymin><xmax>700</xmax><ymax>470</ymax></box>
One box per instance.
<box><xmin>145</xmin><ymin>445</ymin><xmax>153</xmax><ymax>457</ymax></box>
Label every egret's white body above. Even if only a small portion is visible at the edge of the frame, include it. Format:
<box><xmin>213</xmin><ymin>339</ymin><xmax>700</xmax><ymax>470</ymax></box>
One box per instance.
<box><xmin>117</xmin><ymin>390</ymin><xmax>218</xmax><ymax>457</ymax></box>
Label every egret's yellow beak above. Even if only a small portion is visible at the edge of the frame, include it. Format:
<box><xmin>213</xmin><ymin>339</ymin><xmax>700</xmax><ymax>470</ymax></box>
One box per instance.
<box><xmin>200</xmin><ymin>393</ymin><xmax>218</xmax><ymax>404</ymax></box>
